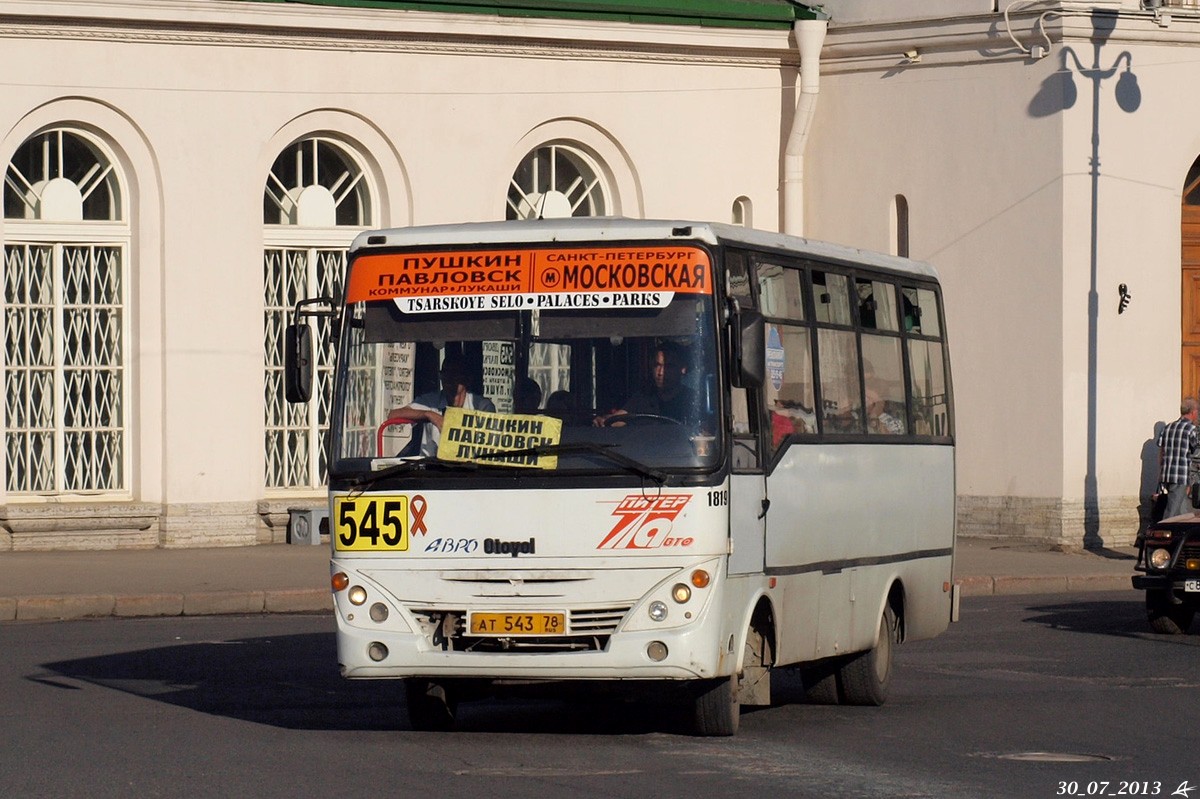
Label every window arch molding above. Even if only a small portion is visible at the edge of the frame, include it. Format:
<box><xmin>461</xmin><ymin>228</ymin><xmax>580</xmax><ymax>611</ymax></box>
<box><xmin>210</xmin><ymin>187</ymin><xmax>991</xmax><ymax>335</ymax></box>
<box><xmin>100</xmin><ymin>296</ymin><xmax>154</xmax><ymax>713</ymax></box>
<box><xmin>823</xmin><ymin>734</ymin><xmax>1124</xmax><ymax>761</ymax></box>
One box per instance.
<box><xmin>0</xmin><ymin>99</ymin><xmax>161</xmax><ymax>500</ymax></box>
<box><xmin>257</xmin><ymin>110</ymin><xmax>409</xmax><ymax>232</ymax></box>
<box><xmin>499</xmin><ymin>118</ymin><xmax>642</xmax><ymax>220</ymax></box>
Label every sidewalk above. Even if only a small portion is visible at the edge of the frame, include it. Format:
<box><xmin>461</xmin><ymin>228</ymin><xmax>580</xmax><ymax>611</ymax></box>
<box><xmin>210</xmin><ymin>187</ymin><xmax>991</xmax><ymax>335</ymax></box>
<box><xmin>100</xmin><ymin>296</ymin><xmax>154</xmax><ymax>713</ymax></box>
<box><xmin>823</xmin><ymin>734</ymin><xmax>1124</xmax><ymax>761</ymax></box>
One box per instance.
<box><xmin>0</xmin><ymin>536</ymin><xmax>1141</xmax><ymax>622</ymax></box>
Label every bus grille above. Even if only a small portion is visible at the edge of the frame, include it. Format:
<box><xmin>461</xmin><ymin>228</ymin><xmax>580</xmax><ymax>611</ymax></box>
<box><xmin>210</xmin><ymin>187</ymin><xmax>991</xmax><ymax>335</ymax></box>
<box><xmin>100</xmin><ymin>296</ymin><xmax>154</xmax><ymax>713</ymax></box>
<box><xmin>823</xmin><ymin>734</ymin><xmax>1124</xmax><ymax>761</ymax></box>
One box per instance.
<box><xmin>406</xmin><ymin>605</ymin><xmax>633</xmax><ymax>653</ymax></box>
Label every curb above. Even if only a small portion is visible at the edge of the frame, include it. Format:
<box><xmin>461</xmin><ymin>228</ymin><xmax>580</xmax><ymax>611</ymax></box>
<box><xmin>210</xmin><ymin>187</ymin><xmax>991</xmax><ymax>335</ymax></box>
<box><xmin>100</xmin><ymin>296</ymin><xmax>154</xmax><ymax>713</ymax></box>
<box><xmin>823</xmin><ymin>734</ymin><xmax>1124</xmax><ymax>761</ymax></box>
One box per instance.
<box><xmin>0</xmin><ymin>589</ymin><xmax>332</xmax><ymax>622</ymax></box>
<box><xmin>955</xmin><ymin>574</ymin><xmax>1132</xmax><ymax>597</ymax></box>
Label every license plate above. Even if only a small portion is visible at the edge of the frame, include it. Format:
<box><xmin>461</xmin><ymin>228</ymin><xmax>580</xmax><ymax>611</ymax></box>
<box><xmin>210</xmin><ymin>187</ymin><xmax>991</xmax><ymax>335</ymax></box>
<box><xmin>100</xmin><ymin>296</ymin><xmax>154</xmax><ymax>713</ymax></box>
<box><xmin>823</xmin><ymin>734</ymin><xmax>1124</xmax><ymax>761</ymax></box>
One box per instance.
<box><xmin>468</xmin><ymin>611</ymin><xmax>567</xmax><ymax>636</ymax></box>
<box><xmin>1186</xmin><ymin>579</ymin><xmax>1200</xmax><ymax>593</ymax></box>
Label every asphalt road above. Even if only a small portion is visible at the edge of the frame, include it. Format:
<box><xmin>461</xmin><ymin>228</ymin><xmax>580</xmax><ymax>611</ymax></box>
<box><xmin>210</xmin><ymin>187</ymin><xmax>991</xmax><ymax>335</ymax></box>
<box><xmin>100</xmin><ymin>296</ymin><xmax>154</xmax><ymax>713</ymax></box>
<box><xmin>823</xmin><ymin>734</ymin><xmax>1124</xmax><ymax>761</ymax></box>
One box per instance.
<box><xmin>2</xmin><ymin>592</ymin><xmax>1198</xmax><ymax>799</ymax></box>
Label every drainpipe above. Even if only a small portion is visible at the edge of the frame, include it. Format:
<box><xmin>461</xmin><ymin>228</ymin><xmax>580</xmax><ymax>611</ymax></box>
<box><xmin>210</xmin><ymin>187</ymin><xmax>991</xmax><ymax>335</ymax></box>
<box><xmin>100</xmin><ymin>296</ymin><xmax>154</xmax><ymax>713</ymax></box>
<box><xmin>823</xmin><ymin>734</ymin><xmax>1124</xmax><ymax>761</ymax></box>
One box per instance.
<box><xmin>782</xmin><ymin>16</ymin><xmax>828</xmax><ymax>237</ymax></box>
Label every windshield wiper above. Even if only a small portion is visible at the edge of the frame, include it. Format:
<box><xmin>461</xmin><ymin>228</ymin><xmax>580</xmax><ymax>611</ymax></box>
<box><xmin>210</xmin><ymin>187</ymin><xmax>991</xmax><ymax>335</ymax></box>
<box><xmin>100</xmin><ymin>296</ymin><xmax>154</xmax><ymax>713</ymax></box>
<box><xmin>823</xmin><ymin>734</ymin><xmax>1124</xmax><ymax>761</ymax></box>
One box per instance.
<box><xmin>472</xmin><ymin>442</ymin><xmax>666</xmax><ymax>484</ymax></box>
<box><xmin>335</xmin><ymin>456</ymin><xmax>477</xmax><ymax>493</ymax></box>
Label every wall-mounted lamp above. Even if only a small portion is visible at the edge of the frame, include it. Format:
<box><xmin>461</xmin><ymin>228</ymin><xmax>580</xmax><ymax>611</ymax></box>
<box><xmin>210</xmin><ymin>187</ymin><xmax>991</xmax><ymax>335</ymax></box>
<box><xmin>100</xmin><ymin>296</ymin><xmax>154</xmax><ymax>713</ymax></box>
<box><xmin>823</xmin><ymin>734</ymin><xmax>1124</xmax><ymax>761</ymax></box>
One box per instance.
<box><xmin>901</xmin><ymin>49</ymin><xmax>921</xmax><ymax>64</ymax></box>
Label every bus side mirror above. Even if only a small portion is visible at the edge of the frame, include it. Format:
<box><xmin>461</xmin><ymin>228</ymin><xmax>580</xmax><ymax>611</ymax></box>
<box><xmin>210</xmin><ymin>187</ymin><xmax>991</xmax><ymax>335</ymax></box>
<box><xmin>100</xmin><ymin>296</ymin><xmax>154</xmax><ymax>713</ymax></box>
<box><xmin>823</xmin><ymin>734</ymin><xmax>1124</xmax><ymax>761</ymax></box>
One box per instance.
<box><xmin>284</xmin><ymin>323</ymin><xmax>314</xmax><ymax>403</ymax></box>
<box><xmin>734</xmin><ymin>309</ymin><xmax>764</xmax><ymax>389</ymax></box>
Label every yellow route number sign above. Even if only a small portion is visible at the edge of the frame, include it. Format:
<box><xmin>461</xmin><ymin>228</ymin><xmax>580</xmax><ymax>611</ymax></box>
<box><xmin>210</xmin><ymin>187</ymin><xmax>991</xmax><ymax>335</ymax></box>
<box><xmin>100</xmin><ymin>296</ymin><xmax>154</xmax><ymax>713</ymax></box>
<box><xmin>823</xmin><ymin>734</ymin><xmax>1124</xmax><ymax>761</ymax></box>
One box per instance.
<box><xmin>334</xmin><ymin>496</ymin><xmax>409</xmax><ymax>551</ymax></box>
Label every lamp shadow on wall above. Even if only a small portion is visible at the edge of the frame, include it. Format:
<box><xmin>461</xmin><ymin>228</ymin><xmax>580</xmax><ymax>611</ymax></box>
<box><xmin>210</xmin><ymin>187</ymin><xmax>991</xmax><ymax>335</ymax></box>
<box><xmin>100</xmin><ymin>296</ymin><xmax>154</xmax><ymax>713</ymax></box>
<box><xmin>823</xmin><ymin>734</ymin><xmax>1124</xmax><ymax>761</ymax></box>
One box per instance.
<box><xmin>1023</xmin><ymin>10</ymin><xmax>1143</xmax><ymax>549</ymax></box>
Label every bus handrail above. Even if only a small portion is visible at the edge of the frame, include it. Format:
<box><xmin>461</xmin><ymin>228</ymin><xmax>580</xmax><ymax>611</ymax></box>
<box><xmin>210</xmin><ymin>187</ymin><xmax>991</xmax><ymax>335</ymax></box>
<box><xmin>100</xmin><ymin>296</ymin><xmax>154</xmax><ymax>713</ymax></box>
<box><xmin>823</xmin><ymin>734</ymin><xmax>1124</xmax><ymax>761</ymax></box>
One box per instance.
<box><xmin>377</xmin><ymin>417</ymin><xmax>415</xmax><ymax>457</ymax></box>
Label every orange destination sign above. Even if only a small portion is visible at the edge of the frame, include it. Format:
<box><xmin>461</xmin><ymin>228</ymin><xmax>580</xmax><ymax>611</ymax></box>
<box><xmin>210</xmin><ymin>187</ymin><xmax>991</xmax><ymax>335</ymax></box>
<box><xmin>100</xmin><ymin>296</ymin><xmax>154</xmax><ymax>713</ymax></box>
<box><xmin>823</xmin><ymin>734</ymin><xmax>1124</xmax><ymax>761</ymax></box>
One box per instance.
<box><xmin>345</xmin><ymin>246</ymin><xmax>712</xmax><ymax>310</ymax></box>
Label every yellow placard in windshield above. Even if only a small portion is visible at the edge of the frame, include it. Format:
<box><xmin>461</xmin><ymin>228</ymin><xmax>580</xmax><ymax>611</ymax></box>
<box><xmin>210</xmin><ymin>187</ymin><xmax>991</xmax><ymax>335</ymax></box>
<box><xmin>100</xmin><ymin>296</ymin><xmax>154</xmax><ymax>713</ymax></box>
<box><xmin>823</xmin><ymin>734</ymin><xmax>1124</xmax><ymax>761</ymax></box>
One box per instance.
<box><xmin>438</xmin><ymin>407</ymin><xmax>562</xmax><ymax>469</ymax></box>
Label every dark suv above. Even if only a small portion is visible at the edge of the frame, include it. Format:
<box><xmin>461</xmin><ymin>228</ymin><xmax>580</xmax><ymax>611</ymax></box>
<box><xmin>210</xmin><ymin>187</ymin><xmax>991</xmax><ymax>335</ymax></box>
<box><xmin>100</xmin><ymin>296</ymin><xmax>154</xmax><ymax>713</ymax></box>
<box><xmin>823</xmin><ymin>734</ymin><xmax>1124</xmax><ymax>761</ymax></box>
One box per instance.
<box><xmin>1133</xmin><ymin>512</ymin><xmax>1200</xmax><ymax>634</ymax></box>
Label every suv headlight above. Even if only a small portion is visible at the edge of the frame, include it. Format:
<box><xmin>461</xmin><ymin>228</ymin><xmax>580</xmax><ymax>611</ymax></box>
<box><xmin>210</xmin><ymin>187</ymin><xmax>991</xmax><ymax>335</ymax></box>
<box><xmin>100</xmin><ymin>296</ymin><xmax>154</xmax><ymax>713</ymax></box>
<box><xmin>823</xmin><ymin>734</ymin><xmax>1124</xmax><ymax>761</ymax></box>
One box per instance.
<box><xmin>1148</xmin><ymin>547</ymin><xmax>1172</xmax><ymax>570</ymax></box>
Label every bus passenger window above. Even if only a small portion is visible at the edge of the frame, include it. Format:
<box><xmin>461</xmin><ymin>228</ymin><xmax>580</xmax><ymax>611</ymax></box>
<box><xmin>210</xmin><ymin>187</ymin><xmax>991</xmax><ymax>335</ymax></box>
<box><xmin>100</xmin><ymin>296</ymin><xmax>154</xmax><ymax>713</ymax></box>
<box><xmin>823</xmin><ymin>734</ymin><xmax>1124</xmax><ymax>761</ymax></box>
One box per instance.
<box><xmin>901</xmin><ymin>286</ymin><xmax>941</xmax><ymax>337</ymax></box>
<box><xmin>764</xmin><ymin>324</ymin><xmax>815</xmax><ymax>447</ymax></box>
<box><xmin>909</xmin><ymin>339</ymin><xmax>949</xmax><ymax>436</ymax></box>
<box><xmin>855</xmin><ymin>278</ymin><xmax>899</xmax><ymax>332</ymax></box>
<box><xmin>862</xmin><ymin>334</ymin><xmax>906</xmax><ymax>435</ymax></box>
<box><xmin>758</xmin><ymin>263</ymin><xmax>805</xmax><ymax>321</ymax></box>
<box><xmin>812</xmin><ymin>271</ymin><xmax>852</xmax><ymax>326</ymax></box>
<box><xmin>817</xmin><ymin>328</ymin><xmax>862</xmax><ymax>433</ymax></box>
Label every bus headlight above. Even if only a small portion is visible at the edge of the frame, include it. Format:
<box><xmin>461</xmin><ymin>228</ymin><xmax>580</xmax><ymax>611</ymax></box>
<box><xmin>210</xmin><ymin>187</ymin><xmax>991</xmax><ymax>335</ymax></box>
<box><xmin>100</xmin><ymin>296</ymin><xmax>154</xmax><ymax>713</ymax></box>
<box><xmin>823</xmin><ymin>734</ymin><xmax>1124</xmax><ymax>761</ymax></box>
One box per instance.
<box><xmin>348</xmin><ymin>585</ymin><xmax>368</xmax><ymax>605</ymax></box>
<box><xmin>1148</xmin><ymin>547</ymin><xmax>1171</xmax><ymax>570</ymax></box>
<box><xmin>648</xmin><ymin>601</ymin><xmax>668</xmax><ymax>622</ymax></box>
<box><xmin>671</xmin><ymin>583</ymin><xmax>691</xmax><ymax>604</ymax></box>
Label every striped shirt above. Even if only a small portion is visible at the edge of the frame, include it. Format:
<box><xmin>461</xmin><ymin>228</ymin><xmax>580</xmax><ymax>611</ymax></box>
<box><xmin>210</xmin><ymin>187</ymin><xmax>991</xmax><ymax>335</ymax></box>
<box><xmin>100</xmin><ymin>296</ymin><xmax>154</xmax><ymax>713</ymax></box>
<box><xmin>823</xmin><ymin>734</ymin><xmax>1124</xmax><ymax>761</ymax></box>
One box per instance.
<box><xmin>1157</xmin><ymin>416</ymin><xmax>1199</xmax><ymax>486</ymax></box>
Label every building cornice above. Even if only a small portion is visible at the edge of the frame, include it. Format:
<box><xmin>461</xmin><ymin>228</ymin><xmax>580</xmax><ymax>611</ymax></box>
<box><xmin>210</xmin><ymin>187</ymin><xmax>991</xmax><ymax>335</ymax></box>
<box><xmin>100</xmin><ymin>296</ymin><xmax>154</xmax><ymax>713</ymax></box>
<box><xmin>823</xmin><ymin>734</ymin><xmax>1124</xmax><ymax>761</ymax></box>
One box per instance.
<box><xmin>0</xmin><ymin>0</ymin><xmax>798</xmax><ymax>68</ymax></box>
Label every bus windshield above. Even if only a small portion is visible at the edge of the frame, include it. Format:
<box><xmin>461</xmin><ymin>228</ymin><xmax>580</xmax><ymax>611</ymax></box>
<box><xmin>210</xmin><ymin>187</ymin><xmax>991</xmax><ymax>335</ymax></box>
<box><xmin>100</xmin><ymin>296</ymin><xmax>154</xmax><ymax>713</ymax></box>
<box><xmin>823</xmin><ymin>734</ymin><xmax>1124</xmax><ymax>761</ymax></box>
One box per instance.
<box><xmin>331</xmin><ymin>244</ymin><xmax>721</xmax><ymax>477</ymax></box>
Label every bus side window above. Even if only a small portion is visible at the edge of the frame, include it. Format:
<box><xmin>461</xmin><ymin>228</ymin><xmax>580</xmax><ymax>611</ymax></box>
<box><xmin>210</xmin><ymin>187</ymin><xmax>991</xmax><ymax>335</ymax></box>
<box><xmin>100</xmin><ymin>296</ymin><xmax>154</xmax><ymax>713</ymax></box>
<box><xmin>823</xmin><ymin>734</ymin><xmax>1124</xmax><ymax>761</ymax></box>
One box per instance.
<box><xmin>856</xmin><ymin>277</ymin><xmax>899</xmax><ymax>332</ymax></box>
<box><xmin>902</xmin><ymin>286</ymin><xmax>949</xmax><ymax>436</ymax></box>
<box><xmin>765</xmin><ymin>323</ymin><xmax>816</xmax><ymax>449</ymax></box>
<box><xmin>901</xmin><ymin>286</ymin><xmax>941</xmax><ymax>337</ymax></box>
<box><xmin>817</xmin><ymin>328</ymin><xmax>863</xmax><ymax>434</ymax></box>
<box><xmin>813</xmin><ymin>270</ymin><xmax>853</xmax><ymax>325</ymax></box>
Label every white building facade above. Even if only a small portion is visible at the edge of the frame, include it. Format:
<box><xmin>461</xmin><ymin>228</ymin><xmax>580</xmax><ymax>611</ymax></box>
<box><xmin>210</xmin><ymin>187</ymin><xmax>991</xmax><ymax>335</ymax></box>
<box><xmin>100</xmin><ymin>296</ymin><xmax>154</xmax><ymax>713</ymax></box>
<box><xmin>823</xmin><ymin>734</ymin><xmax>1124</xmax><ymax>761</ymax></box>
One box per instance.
<box><xmin>0</xmin><ymin>0</ymin><xmax>1195</xmax><ymax>549</ymax></box>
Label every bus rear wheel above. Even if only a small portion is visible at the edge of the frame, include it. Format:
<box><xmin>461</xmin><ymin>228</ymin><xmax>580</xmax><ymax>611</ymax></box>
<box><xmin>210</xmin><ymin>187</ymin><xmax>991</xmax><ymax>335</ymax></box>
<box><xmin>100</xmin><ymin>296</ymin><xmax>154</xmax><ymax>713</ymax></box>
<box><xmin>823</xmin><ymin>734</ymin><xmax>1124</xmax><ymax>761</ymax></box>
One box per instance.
<box><xmin>404</xmin><ymin>678</ymin><xmax>458</xmax><ymax>731</ymax></box>
<box><xmin>838</xmin><ymin>604</ymin><xmax>898</xmax><ymax>706</ymax></box>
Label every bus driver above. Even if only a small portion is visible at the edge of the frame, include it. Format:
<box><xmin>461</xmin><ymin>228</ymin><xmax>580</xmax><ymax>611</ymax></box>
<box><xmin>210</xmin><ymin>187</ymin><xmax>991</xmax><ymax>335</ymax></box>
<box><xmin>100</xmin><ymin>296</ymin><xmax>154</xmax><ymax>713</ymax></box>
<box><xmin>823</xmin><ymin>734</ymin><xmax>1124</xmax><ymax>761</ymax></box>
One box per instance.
<box><xmin>595</xmin><ymin>342</ymin><xmax>696</xmax><ymax>426</ymax></box>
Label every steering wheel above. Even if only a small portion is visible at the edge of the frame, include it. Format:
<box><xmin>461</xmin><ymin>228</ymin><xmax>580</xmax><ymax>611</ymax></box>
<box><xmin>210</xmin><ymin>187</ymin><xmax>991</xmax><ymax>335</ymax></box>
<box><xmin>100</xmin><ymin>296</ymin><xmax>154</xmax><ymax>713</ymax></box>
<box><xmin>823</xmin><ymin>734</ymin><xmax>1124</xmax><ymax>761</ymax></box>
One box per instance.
<box><xmin>603</xmin><ymin>413</ymin><xmax>682</xmax><ymax>427</ymax></box>
<box><xmin>377</xmin><ymin>418</ymin><xmax>415</xmax><ymax>456</ymax></box>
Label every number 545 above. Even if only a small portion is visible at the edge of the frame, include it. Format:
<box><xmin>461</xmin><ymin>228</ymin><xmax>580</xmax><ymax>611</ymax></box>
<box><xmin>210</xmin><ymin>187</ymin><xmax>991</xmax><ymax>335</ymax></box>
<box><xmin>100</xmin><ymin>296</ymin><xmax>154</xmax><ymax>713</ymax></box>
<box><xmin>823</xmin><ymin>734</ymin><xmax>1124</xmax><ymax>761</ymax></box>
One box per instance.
<box><xmin>334</xmin><ymin>497</ymin><xmax>409</xmax><ymax>551</ymax></box>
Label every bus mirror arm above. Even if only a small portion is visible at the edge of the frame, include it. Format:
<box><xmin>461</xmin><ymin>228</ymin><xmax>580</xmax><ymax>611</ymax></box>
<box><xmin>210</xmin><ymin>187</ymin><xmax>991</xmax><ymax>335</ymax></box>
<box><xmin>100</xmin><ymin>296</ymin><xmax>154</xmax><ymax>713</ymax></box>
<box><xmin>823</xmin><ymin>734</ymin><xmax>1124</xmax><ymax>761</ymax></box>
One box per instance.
<box><xmin>758</xmin><ymin>498</ymin><xmax>770</xmax><ymax>519</ymax></box>
<box><xmin>733</xmin><ymin>309</ymin><xmax>765</xmax><ymax>389</ymax></box>
<box><xmin>283</xmin><ymin>297</ymin><xmax>336</xmax><ymax>404</ymax></box>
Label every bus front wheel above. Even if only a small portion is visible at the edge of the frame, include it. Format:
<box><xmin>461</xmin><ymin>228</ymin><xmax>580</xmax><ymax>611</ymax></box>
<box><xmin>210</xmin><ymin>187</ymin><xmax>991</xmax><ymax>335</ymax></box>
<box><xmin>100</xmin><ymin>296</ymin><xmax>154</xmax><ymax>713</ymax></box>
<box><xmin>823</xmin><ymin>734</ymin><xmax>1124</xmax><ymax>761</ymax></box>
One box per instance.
<box><xmin>404</xmin><ymin>678</ymin><xmax>458</xmax><ymax>731</ymax></box>
<box><xmin>692</xmin><ymin>674</ymin><xmax>739</xmax><ymax>736</ymax></box>
<box><xmin>837</xmin><ymin>604</ymin><xmax>898</xmax><ymax>706</ymax></box>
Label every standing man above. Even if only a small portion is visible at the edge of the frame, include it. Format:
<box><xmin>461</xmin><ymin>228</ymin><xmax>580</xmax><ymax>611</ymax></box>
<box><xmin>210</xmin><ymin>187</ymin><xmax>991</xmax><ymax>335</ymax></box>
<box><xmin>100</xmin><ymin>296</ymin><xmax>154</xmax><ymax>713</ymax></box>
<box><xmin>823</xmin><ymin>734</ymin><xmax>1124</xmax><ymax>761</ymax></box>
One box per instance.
<box><xmin>1157</xmin><ymin>397</ymin><xmax>1200</xmax><ymax>519</ymax></box>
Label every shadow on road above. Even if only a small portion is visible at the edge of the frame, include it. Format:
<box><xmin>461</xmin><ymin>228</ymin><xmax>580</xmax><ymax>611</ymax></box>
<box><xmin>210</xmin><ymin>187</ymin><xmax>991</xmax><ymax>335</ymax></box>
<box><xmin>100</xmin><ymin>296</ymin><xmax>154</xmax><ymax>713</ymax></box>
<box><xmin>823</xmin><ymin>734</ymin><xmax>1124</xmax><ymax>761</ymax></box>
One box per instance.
<box><xmin>36</xmin><ymin>631</ymin><xmax>799</xmax><ymax>734</ymax></box>
<box><xmin>1019</xmin><ymin>597</ymin><xmax>1198</xmax><ymax>646</ymax></box>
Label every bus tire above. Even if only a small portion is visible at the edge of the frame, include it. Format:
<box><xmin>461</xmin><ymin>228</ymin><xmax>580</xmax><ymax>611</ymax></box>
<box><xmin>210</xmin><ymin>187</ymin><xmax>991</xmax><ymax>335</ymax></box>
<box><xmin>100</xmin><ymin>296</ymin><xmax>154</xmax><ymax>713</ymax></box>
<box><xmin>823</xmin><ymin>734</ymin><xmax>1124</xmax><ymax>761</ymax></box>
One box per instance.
<box><xmin>692</xmin><ymin>675</ymin><xmax>739</xmax><ymax>736</ymax></box>
<box><xmin>838</xmin><ymin>604</ymin><xmax>898</xmax><ymax>706</ymax></box>
<box><xmin>1146</xmin><ymin>590</ymin><xmax>1194</xmax><ymax>634</ymax></box>
<box><xmin>800</xmin><ymin>660</ymin><xmax>841</xmax><ymax>705</ymax></box>
<box><xmin>404</xmin><ymin>678</ymin><xmax>458</xmax><ymax>731</ymax></box>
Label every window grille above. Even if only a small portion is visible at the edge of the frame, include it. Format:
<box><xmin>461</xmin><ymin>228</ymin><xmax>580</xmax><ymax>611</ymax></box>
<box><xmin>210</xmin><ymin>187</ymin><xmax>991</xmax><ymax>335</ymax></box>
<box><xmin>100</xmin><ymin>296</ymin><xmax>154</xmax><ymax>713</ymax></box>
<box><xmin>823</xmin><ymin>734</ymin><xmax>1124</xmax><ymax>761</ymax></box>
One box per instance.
<box><xmin>263</xmin><ymin>137</ymin><xmax>370</xmax><ymax>489</ymax></box>
<box><xmin>3</xmin><ymin>128</ymin><xmax>127</xmax><ymax>495</ymax></box>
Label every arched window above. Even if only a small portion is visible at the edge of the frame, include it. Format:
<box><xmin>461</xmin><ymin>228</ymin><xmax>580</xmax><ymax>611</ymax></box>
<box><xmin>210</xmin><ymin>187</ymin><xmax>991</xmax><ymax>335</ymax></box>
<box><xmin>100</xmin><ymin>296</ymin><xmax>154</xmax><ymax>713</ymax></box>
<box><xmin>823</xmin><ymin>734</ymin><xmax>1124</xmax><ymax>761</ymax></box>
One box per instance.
<box><xmin>507</xmin><ymin>142</ymin><xmax>608</xmax><ymax>220</ymax></box>
<box><xmin>732</xmin><ymin>196</ymin><xmax>753</xmax><ymax>228</ymax></box>
<box><xmin>3</xmin><ymin>128</ymin><xmax>129</xmax><ymax>493</ymax></box>
<box><xmin>263</xmin><ymin>136</ymin><xmax>372</xmax><ymax>490</ymax></box>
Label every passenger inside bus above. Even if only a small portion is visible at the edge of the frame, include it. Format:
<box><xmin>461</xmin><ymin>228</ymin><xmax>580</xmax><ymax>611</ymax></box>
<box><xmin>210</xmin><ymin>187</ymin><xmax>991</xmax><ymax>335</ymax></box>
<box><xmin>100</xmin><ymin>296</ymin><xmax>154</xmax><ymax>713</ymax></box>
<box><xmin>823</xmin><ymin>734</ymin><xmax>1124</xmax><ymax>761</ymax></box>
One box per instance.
<box><xmin>386</xmin><ymin>355</ymin><xmax>496</xmax><ymax>456</ymax></box>
<box><xmin>865</xmin><ymin>389</ymin><xmax>904</xmax><ymax>435</ymax></box>
<box><xmin>770</xmin><ymin>383</ymin><xmax>816</xmax><ymax>446</ymax></box>
<box><xmin>513</xmin><ymin>376</ymin><xmax>543</xmax><ymax>414</ymax></box>
<box><xmin>545</xmin><ymin>390</ymin><xmax>575</xmax><ymax>419</ymax></box>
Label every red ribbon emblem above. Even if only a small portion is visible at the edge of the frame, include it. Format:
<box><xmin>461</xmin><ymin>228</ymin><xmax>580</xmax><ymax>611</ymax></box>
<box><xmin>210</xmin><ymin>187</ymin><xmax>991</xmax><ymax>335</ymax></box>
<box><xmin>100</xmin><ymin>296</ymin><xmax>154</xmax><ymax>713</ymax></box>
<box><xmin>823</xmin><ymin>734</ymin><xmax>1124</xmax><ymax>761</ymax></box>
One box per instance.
<box><xmin>410</xmin><ymin>495</ymin><xmax>428</xmax><ymax>536</ymax></box>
